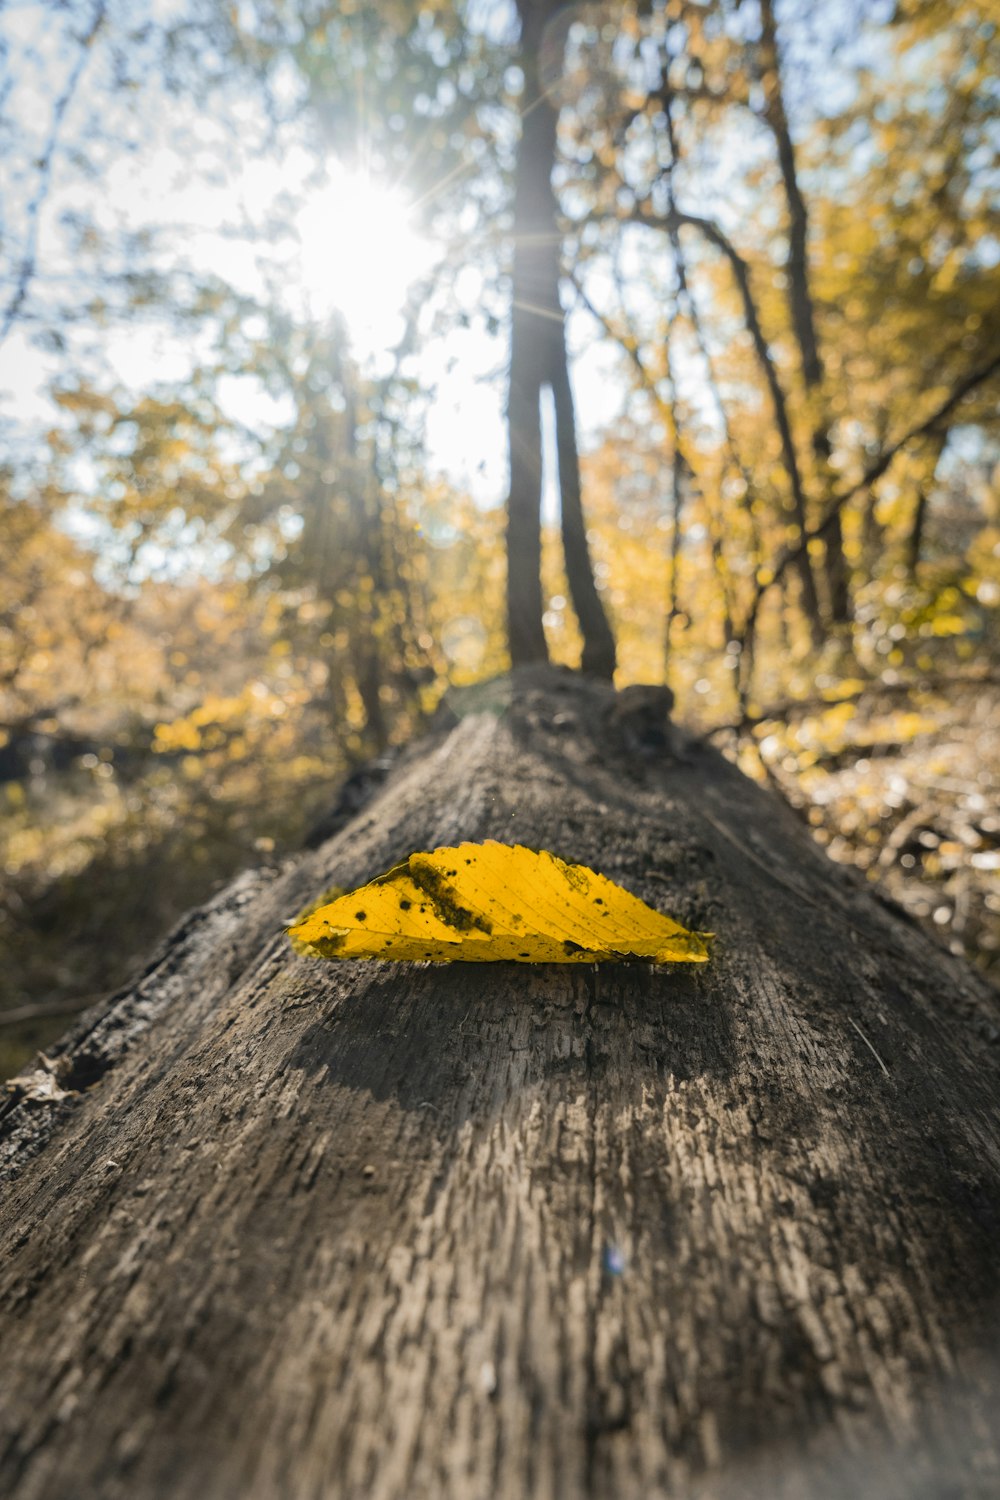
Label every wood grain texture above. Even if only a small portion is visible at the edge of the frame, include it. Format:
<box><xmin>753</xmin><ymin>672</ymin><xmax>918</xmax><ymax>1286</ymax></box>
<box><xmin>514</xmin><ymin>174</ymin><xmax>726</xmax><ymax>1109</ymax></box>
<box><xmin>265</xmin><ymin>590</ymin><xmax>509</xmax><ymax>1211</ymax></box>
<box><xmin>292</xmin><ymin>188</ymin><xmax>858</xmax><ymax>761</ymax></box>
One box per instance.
<box><xmin>3</xmin><ymin>669</ymin><xmax>1000</xmax><ymax>1500</ymax></box>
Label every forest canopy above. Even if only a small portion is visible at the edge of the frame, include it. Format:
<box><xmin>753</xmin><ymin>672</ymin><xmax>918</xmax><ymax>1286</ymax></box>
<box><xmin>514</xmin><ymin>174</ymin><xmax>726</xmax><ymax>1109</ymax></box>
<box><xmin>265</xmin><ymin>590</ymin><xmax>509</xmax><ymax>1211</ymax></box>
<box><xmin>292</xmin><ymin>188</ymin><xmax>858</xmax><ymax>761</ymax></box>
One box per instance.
<box><xmin>1</xmin><ymin>0</ymin><xmax>999</xmax><ymax>1070</ymax></box>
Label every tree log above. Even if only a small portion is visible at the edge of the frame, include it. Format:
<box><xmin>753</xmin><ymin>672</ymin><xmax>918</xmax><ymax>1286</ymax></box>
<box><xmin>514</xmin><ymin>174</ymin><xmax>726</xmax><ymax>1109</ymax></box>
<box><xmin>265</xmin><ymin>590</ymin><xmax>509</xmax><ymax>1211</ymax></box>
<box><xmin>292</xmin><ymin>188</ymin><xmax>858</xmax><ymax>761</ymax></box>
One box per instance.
<box><xmin>3</xmin><ymin>668</ymin><xmax>1000</xmax><ymax>1499</ymax></box>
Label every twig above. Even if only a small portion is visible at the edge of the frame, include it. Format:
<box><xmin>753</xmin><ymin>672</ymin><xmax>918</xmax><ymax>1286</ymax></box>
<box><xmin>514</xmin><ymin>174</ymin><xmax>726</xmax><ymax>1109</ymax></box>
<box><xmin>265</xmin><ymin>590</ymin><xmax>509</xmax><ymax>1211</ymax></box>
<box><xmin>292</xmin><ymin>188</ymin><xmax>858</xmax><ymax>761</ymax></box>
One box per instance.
<box><xmin>706</xmin><ymin>670</ymin><xmax>1000</xmax><ymax>737</ymax></box>
<box><xmin>0</xmin><ymin>996</ymin><xmax>94</xmax><ymax>1028</ymax></box>
<box><xmin>848</xmin><ymin>1017</ymin><xmax>890</xmax><ymax>1077</ymax></box>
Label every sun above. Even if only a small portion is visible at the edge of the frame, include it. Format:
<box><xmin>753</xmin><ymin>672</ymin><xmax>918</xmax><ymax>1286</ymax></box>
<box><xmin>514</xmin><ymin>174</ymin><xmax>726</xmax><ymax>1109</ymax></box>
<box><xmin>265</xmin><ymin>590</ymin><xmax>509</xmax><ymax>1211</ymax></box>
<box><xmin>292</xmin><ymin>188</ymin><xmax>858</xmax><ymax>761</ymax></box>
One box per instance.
<box><xmin>295</xmin><ymin>164</ymin><xmax>435</xmax><ymax>354</ymax></box>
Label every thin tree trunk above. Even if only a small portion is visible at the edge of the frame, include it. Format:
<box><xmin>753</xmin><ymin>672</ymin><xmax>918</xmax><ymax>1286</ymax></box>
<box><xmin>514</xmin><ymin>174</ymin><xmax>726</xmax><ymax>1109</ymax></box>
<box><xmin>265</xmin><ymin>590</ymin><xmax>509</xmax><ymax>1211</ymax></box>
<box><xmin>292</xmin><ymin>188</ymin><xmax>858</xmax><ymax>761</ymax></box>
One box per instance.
<box><xmin>505</xmin><ymin>278</ymin><xmax>549</xmax><ymax>665</ymax></box>
<box><xmin>663</xmin><ymin>375</ymin><xmax>687</xmax><ymax>684</ymax></box>
<box><xmin>344</xmin><ymin>365</ymin><xmax>388</xmax><ymax>750</ymax></box>
<box><xmin>757</xmin><ymin>0</ymin><xmax>820</xmax><ymax>391</ymax></box>
<box><xmin>506</xmin><ymin>0</ymin><xmax>615</xmax><ymax>678</ymax></box>
<box><xmin>3</xmin><ymin>667</ymin><xmax>1000</xmax><ymax>1500</ymax></box>
<box><xmin>550</xmin><ymin>346</ymin><xmax>617</xmax><ymax>678</ymax></box>
<box><xmin>906</xmin><ymin>433</ymin><xmax>947</xmax><ymax>580</ymax></box>
<box><xmin>758</xmin><ymin>0</ymin><xmax>851</xmax><ymax>624</ymax></box>
<box><xmin>504</xmin><ymin>6</ymin><xmax>553</xmax><ymax>668</ymax></box>
<box><xmin>907</xmin><ymin>488</ymin><xmax>928</xmax><ymax>579</ymax></box>
<box><xmin>657</xmin><ymin>91</ymin><xmax>739</xmax><ymax>650</ymax></box>
<box><xmin>570</xmin><ymin>259</ymin><xmax>738</xmax><ymax>656</ymax></box>
<box><xmin>355</xmin><ymin>650</ymin><xmax>388</xmax><ymax>750</ymax></box>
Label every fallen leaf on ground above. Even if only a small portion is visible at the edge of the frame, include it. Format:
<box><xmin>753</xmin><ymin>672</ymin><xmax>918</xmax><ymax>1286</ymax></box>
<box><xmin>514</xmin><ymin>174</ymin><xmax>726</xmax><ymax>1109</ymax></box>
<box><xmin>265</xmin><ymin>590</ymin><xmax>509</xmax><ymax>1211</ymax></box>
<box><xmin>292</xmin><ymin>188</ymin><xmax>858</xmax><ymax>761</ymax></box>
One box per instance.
<box><xmin>289</xmin><ymin>841</ymin><xmax>710</xmax><ymax>963</ymax></box>
<box><xmin>5</xmin><ymin>1067</ymin><xmax>76</xmax><ymax>1104</ymax></box>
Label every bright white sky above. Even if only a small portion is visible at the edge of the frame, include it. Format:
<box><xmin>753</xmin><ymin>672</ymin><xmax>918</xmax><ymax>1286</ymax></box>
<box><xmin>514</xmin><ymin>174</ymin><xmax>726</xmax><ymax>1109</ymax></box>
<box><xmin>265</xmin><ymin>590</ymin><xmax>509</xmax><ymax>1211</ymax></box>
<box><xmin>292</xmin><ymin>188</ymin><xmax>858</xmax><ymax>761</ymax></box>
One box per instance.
<box><xmin>0</xmin><ymin>56</ymin><xmax>626</xmax><ymax>521</ymax></box>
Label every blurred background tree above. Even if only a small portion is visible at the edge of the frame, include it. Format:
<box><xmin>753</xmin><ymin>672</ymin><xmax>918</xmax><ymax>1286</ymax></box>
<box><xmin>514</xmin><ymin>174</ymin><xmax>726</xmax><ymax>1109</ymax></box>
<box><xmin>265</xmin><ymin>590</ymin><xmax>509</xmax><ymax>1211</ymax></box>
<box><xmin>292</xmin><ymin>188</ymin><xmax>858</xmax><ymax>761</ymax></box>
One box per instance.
<box><xmin>2</xmin><ymin>0</ymin><xmax>999</xmax><ymax>1072</ymax></box>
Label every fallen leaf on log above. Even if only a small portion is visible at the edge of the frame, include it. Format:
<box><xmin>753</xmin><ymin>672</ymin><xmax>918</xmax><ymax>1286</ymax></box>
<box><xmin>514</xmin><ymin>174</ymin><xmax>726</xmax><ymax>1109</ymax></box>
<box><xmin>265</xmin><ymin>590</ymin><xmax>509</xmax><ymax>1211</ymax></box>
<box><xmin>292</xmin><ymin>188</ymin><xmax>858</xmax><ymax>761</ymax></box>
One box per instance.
<box><xmin>289</xmin><ymin>841</ymin><xmax>710</xmax><ymax>963</ymax></box>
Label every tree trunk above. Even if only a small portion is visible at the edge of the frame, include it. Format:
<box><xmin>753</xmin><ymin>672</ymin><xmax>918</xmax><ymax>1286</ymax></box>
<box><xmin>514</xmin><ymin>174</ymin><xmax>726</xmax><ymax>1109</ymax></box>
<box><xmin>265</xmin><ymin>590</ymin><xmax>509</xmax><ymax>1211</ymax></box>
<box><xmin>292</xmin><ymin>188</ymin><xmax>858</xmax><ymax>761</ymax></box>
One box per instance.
<box><xmin>758</xmin><ymin>0</ymin><xmax>851</xmax><ymax>625</ymax></box>
<box><xmin>905</xmin><ymin>433</ymin><xmax>947</xmax><ymax>581</ymax></box>
<box><xmin>550</xmin><ymin>349</ymin><xmax>617</xmax><ymax>679</ymax></box>
<box><xmin>3</xmin><ymin>667</ymin><xmax>1000</xmax><ymax>1499</ymax></box>
<box><xmin>504</xmin><ymin>122</ymin><xmax>550</xmax><ymax>671</ymax></box>
<box><xmin>505</xmin><ymin>1</ymin><xmax>616</xmax><ymax>678</ymax></box>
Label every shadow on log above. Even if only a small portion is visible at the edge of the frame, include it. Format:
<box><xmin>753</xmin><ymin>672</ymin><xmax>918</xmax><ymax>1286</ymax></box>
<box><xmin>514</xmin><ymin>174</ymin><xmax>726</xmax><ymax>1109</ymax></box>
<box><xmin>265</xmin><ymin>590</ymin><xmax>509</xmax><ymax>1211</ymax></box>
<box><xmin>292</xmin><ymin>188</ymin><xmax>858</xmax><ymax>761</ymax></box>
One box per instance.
<box><xmin>2</xmin><ymin>667</ymin><xmax>1000</xmax><ymax>1499</ymax></box>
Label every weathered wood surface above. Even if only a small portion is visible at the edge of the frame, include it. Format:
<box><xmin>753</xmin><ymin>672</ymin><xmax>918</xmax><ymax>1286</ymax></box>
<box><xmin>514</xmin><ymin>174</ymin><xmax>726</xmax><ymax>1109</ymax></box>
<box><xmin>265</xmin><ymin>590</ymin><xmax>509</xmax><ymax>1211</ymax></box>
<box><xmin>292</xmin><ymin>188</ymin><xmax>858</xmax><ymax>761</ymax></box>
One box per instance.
<box><xmin>3</xmin><ymin>669</ymin><xmax>1000</xmax><ymax>1500</ymax></box>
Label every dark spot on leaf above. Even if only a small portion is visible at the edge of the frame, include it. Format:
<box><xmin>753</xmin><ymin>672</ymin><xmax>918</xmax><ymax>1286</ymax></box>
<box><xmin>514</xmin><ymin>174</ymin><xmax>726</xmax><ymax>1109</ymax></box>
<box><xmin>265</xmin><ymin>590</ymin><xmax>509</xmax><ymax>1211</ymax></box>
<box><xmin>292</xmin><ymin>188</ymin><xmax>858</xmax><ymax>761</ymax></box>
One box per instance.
<box><xmin>563</xmin><ymin>939</ymin><xmax>585</xmax><ymax>954</ymax></box>
<box><xmin>309</xmin><ymin>931</ymin><xmax>346</xmax><ymax>957</ymax></box>
<box><xmin>399</xmin><ymin>898</ymin><xmax>411</xmax><ymax>910</ymax></box>
<box><xmin>410</xmin><ymin>859</ymin><xmax>492</xmax><ymax>934</ymax></box>
<box><xmin>355</xmin><ymin>910</ymin><xmax>367</xmax><ymax>922</ymax></box>
<box><xmin>594</xmin><ymin>897</ymin><xmax>604</xmax><ymax>905</ymax></box>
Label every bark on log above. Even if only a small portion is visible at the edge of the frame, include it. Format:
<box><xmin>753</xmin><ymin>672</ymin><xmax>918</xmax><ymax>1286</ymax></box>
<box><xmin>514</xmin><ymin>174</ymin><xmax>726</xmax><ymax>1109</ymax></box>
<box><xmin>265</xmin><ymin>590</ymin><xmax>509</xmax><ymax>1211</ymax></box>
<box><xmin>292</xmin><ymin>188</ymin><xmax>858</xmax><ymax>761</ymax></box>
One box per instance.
<box><xmin>3</xmin><ymin>668</ymin><xmax>1000</xmax><ymax>1500</ymax></box>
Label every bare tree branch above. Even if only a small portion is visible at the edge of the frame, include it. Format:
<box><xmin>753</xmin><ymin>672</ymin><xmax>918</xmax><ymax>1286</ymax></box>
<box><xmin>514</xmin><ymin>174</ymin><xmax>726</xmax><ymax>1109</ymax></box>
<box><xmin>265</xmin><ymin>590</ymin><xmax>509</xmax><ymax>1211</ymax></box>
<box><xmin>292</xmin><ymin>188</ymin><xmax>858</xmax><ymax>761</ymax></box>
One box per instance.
<box><xmin>0</xmin><ymin>1</ymin><xmax>106</xmax><ymax>349</ymax></box>
<box><xmin>628</xmin><ymin>205</ymin><xmax>824</xmax><ymax>641</ymax></box>
<box><xmin>0</xmin><ymin>997</ymin><xmax>97</xmax><ymax>1029</ymax></box>
<box><xmin>736</xmin><ymin>347</ymin><xmax>1000</xmax><ymax>651</ymax></box>
<box><xmin>708</xmin><ymin>668</ymin><xmax>1000</xmax><ymax>738</ymax></box>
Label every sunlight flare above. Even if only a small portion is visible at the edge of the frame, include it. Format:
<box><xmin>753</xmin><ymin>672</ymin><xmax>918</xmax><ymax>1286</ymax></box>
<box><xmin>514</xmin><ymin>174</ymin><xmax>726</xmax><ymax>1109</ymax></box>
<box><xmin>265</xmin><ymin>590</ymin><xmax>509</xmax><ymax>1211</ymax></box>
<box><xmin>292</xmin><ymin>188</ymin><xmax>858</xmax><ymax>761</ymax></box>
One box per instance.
<box><xmin>295</xmin><ymin>164</ymin><xmax>435</xmax><ymax>353</ymax></box>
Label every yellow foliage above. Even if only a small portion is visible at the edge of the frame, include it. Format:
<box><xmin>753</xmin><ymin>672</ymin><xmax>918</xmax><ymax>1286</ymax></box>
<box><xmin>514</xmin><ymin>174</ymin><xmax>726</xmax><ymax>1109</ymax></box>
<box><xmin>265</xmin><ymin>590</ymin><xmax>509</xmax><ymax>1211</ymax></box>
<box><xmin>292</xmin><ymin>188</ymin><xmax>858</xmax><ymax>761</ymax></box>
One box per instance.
<box><xmin>154</xmin><ymin>720</ymin><xmax>202</xmax><ymax>752</ymax></box>
<box><xmin>290</xmin><ymin>842</ymin><xmax>710</xmax><ymax>964</ymax></box>
<box><xmin>928</xmin><ymin>614</ymin><xmax>967</xmax><ymax>637</ymax></box>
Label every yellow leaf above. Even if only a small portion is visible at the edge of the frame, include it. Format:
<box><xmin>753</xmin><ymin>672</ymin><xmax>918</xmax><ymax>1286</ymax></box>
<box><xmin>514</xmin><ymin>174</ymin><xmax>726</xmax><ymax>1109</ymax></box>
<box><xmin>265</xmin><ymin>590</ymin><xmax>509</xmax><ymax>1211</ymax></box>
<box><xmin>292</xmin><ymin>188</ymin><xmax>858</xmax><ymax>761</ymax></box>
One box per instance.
<box><xmin>929</xmin><ymin>613</ymin><xmax>967</xmax><ymax>637</ymax></box>
<box><xmin>289</xmin><ymin>842</ymin><xmax>710</xmax><ymax>965</ymax></box>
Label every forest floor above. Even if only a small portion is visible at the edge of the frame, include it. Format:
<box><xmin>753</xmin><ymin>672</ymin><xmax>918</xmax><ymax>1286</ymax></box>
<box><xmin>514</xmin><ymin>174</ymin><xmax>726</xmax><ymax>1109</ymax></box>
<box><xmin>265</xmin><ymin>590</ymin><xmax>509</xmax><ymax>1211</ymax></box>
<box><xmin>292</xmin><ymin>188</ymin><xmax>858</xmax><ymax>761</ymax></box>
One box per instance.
<box><xmin>725</xmin><ymin>675</ymin><xmax>1000</xmax><ymax>989</ymax></box>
